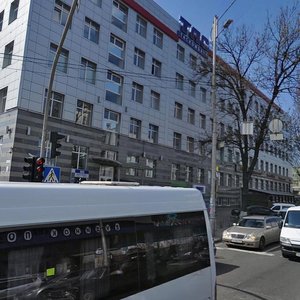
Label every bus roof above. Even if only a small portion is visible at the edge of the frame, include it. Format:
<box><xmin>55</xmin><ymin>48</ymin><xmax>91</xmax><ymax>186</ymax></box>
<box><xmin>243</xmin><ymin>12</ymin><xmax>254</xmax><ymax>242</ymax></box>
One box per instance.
<box><xmin>0</xmin><ymin>182</ymin><xmax>205</xmax><ymax>229</ymax></box>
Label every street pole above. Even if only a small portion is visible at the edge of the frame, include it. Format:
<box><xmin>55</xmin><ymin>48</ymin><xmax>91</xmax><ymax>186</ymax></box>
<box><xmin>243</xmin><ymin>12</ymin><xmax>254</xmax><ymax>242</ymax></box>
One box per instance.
<box><xmin>210</xmin><ymin>15</ymin><xmax>218</xmax><ymax>237</ymax></box>
<box><xmin>40</xmin><ymin>0</ymin><xmax>79</xmax><ymax>158</ymax></box>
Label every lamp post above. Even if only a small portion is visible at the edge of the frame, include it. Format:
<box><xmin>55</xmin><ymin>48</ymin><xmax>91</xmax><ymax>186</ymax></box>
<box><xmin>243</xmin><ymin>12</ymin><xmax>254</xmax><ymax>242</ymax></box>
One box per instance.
<box><xmin>40</xmin><ymin>0</ymin><xmax>79</xmax><ymax>158</ymax></box>
<box><xmin>209</xmin><ymin>16</ymin><xmax>233</xmax><ymax>237</ymax></box>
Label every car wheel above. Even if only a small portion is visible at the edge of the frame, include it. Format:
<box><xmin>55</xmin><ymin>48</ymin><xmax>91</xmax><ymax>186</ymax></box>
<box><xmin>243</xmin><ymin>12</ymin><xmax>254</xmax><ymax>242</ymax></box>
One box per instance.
<box><xmin>259</xmin><ymin>237</ymin><xmax>265</xmax><ymax>251</ymax></box>
<box><xmin>282</xmin><ymin>252</ymin><xmax>289</xmax><ymax>258</ymax></box>
<box><xmin>83</xmin><ymin>291</ymin><xmax>95</xmax><ymax>300</ymax></box>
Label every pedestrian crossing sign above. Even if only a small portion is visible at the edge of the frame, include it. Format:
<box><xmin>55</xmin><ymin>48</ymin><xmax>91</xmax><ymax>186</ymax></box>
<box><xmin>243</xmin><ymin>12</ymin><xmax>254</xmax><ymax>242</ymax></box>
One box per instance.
<box><xmin>44</xmin><ymin>166</ymin><xmax>61</xmax><ymax>183</ymax></box>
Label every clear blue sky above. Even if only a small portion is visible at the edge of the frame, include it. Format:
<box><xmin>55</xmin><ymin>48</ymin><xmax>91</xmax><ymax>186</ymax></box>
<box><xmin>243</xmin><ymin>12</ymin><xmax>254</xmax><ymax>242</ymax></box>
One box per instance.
<box><xmin>153</xmin><ymin>0</ymin><xmax>297</xmax><ymax>111</ymax></box>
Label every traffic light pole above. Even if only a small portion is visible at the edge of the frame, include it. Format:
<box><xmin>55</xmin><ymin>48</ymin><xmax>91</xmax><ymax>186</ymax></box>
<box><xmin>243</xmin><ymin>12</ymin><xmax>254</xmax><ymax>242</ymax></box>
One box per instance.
<box><xmin>40</xmin><ymin>0</ymin><xmax>79</xmax><ymax>158</ymax></box>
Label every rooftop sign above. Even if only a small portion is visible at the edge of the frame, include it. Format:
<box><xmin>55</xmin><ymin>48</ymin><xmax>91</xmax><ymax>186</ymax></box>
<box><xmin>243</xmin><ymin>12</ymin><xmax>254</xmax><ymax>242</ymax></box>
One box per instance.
<box><xmin>177</xmin><ymin>16</ymin><xmax>209</xmax><ymax>58</ymax></box>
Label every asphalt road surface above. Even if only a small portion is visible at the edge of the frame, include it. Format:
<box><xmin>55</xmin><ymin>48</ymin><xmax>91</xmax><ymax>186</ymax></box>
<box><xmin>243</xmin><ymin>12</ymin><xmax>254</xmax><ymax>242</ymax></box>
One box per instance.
<box><xmin>216</xmin><ymin>241</ymin><xmax>300</xmax><ymax>300</ymax></box>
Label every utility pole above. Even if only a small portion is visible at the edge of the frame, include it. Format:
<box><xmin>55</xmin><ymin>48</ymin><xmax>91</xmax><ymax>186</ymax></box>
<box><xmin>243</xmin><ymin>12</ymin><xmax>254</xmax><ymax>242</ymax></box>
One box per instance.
<box><xmin>210</xmin><ymin>15</ymin><xmax>218</xmax><ymax>237</ymax></box>
<box><xmin>40</xmin><ymin>0</ymin><xmax>79</xmax><ymax>158</ymax></box>
<box><xmin>209</xmin><ymin>15</ymin><xmax>233</xmax><ymax>237</ymax></box>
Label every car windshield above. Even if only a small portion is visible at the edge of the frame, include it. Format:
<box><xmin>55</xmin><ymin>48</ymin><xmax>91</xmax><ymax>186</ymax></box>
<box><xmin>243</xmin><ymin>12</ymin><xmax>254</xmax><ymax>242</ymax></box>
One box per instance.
<box><xmin>284</xmin><ymin>211</ymin><xmax>300</xmax><ymax>228</ymax></box>
<box><xmin>238</xmin><ymin>219</ymin><xmax>264</xmax><ymax>228</ymax></box>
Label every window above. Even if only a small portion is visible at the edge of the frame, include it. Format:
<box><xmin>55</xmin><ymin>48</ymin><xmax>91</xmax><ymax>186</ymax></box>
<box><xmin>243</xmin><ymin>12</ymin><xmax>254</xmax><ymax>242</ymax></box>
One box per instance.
<box><xmin>152</xmin><ymin>58</ymin><xmax>161</xmax><ymax>77</ymax></box>
<box><xmin>187</xmin><ymin>108</ymin><xmax>195</xmax><ymax>125</ymax></box>
<box><xmin>185</xmin><ymin>166</ymin><xmax>193</xmax><ymax>182</ymax></box>
<box><xmin>135</xmin><ymin>15</ymin><xmax>147</xmax><ymax>38</ymax></box>
<box><xmin>200</xmin><ymin>87</ymin><xmax>207</xmax><ymax>103</ymax></box>
<box><xmin>227</xmin><ymin>149</ymin><xmax>233</xmax><ymax>162</ymax></box>
<box><xmin>45</xmin><ymin>90</ymin><xmax>64</xmax><ymax>119</ymax></box>
<box><xmin>112</xmin><ymin>0</ymin><xmax>128</xmax><ymax>31</ymax></box>
<box><xmin>71</xmin><ymin>145</ymin><xmax>88</xmax><ymax>169</ymax></box>
<box><xmin>197</xmin><ymin>168</ymin><xmax>205</xmax><ymax>184</ymax></box>
<box><xmin>75</xmin><ymin>100</ymin><xmax>93</xmax><ymax>126</ymax></box>
<box><xmin>171</xmin><ymin>163</ymin><xmax>180</xmax><ymax>180</ymax></box>
<box><xmin>187</xmin><ymin>136</ymin><xmax>194</xmax><ymax>153</ymax></box>
<box><xmin>228</xmin><ymin>174</ymin><xmax>233</xmax><ymax>187</ymax></box>
<box><xmin>2</xmin><ymin>41</ymin><xmax>14</xmax><ymax>69</ymax></box>
<box><xmin>176</xmin><ymin>73</ymin><xmax>184</xmax><ymax>90</ymax></box>
<box><xmin>126</xmin><ymin>155</ymin><xmax>139</xmax><ymax>163</ymax></box>
<box><xmin>265</xmin><ymin>161</ymin><xmax>269</xmax><ymax>173</ymax></box>
<box><xmin>126</xmin><ymin>167</ymin><xmax>138</xmax><ymax>176</ymax></box>
<box><xmin>0</xmin><ymin>11</ymin><xmax>4</xmax><ymax>31</ymax></box>
<box><xmin>148</xmin><ymin>124</ymin><xmax>158</xmax><ymax>143</ymax></box>
<box><xmin>150</xmin><ymin>91</ymin><xmax>160</xmax><ymax>110</ymax></box>
<box><xmin>9</xmin><ymin>0</ymin><xmax>19</xmax><ymax>24</ymax></box>
<box><xmin>0</xmin><ymin>87</ymin><xmax>7</xmax><ymax>113</ymax></box>
<box><xmin>200</xmin><ymin>114</ymin><xmax>206</xmax><ymax>129</ymax></box>
<box><xmin>260</xmin><ymin>160</ymin><xmax>264</xmax><ymax>171</ymax></box>
<box><xmin>54</xmin><ymin>0</ymin><xmax>70</xmax><ymax>26</ymax></box>
<box><xmin>189</xmin><ymin>81</ymin><xmax>196</xmax><ymax>97</ymax></box>
<box><xmin>129</xmin><ymin>118</ymin><xmax>141</xmax><ymax>139</ymax></box>
<box><xmin>105</xmin><ymin>71</ymin><xmax>123</xmax><ymax>105</ymax></box>
<box><xmin>236</xmin><ymin>175</ymin><xmax>240</xmax><ymax>187</ymax></box>
<box><xmin>173</xmin><ymin>132</ymin><xmax>182</xmax><ymax>150</ymax></box>
<box><xmin>49</xmin><ymin>43</ymin><xmax>69</xmax><ymax>73</ymax></box>
<box><xmin>190</xmin><ymin>54</ymin><xmax>197</xmax><ymax>69</ymax></box>
<box><xmin>109</xmin><ymin>34</ymin><xmax>125</xmax><ymax>68</ymax></box>
<box><xmin>220</xmin><ymin>148</ymin><xmax>224</xmax><ymax>162</ymax></box>
<box><xmin>103</xmin><ymin>108</ymin><xmax>121</xmax><ymax>132</ymax></box>
<box><xmin>84</xmin><ymin>17</ymin><xmax>100</xmax><ymax>44</ymax></box>
<box><xmin>80</xmin><ymin>58</ymin><xmax>96</xmax><ymax>84</ymax></box>
<box><xmin>145</xmin><ymin>159</ymin><xmax>156</xmax><ymax>178</ymax></box>
<box><xmin>153</xmin><ymin>28</ymin><xmax>163</xmax><ymax>48</ymax></box>
<box><xmin>174</xmin><ymin>102</ymin><xmax>183</xmax><ymax>119</ymax></box>
<box><xmin>177</xmin><ymin>45</ymin><xmax>185</xmax><ymax>62</ymax></box>
<box><xmin>220</xmin><ymin>123</ymin><xmax>225</xmax><ymax>137</ymax></box>
<box><xmin>90</xmin><ymin>0</ymin><xmax>101</xmax><ymax>7</ymax></box>
<box><xmin>131</xmin><ymin>82</ymin><xmax>143</xmax><ymax>103</ymax></box>
<box><xmin>134</xmin><ymin>48</ymin><xmax>145</xmax><ymax>69</ymax></box>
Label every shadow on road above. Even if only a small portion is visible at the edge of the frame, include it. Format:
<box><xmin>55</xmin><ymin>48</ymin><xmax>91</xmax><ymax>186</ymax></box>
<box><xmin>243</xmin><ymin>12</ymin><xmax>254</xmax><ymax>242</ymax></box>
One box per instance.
<box><xmin>216</xmin><ymin>262</ymin><xmax>239</xmax><ymax>276</ymax></box>
<box><xmin>217</xmin><ymin>283</ymin><xmax>270</xmax><ymax>300</ymax></box>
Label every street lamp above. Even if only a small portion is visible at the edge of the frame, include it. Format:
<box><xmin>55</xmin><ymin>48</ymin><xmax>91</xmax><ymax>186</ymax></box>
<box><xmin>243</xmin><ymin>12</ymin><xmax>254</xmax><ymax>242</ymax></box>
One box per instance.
<box><xmin>209</xmin><ymin>16</ymin><xmax>233</xmax><ymax>237</ymax></box>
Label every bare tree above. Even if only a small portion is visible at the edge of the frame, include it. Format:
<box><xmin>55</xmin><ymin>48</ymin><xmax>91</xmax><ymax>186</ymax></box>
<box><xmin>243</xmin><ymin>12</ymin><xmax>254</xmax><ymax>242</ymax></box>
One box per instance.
<box><xmin>197</xmin><ymin>3</ymin><xmax>300</xmax><ymax>209</ymax></box>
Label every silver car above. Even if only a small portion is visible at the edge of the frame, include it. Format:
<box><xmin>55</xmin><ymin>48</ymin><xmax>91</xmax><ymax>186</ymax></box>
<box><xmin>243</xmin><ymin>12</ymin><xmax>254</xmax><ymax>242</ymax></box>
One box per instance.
<box><xmin>222</xmin><ymin>215</ymin><xmax>282</xmax><ymax>250</ymax></box>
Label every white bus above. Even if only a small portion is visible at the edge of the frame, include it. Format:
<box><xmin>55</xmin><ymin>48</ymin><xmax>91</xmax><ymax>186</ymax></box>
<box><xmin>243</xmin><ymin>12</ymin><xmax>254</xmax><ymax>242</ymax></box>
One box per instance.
<box><xmin>0</xmin><ymin>182</ymin><xmax>216</xmax><ymax>300</ymax></box>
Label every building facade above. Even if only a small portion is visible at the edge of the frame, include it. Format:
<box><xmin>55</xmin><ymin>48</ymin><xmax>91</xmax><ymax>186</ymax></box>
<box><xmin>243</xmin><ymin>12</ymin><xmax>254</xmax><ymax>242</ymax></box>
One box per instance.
<box><xmin>0</xmin><ymin>0</ymin><xmax>294</xmax><ymax>206</ymax></box>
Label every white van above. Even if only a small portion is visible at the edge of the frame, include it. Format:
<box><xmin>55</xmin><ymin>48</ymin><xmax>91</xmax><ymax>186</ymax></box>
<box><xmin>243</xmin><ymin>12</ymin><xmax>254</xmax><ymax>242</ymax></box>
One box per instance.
<box><xmin>271</xmin><ymin>203</ymin><xmax>295</xmax><ymax>214</ymax></box>
<box><xmin>280</xmin><ymin>206</ymin><xmax>300</xmax><ymax>259</ymax></box>
<box><xmin>0</xmin><ymin>182</ymin><xmax>216</xmax><ymax>300</ymax></box>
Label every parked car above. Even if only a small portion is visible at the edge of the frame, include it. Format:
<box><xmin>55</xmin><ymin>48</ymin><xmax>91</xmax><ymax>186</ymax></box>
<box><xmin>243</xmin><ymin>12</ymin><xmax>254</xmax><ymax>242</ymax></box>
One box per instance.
<box><xmin>222</xmin><ymin>215</ymin><xmax>282</xmax><ymax>250</ymax></box>
<box><xmin>246</xmin><ymin>205</ymin><xmax>277</xmax><ymax>216</ymax></box>
<box><xmin>271</xmin><ymin>203</ymin><xmax>295</xmax><ymax>214</ymax></box>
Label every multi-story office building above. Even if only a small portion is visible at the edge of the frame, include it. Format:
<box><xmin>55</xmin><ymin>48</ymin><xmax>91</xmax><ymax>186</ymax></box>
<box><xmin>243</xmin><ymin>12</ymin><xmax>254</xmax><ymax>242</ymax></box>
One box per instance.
<box><xmin>0</xmin><ymin>0</ymin><xmax>293</xmax><ymax>205</ymax></box>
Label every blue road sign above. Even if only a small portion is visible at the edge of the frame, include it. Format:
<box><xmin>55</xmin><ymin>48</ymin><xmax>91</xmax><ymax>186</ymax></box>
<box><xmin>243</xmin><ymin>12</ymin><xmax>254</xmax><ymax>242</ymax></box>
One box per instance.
<box><xmin>44</xmin><ymin>166</ymin><xmax>61</xmax><ymax>183</ymax></box>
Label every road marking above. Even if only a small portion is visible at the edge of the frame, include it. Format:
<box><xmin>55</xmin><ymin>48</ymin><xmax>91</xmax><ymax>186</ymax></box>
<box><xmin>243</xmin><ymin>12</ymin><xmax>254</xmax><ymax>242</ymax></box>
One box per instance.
<box><xmin>216</xmin><ymin>246</ymin><xmax>274</xmax><ymax>256</ymax></box>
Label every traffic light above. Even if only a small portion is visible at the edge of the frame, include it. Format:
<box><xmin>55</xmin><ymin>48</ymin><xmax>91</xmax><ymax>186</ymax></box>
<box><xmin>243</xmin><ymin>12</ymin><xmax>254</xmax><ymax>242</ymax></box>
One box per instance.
<box><xmin>50</xmin><ymin>131</ymin><xmax>65</xmax><ymax>158</ymax></box>
<box><xmin>35</xmin><ymin>157</ymin><xmax>45</xmax><ymax>182</ymax></box>
<box><xmin>23</xmin><ymin>157</ymin><xmax>36</xmax><ymax>182</ymax></box>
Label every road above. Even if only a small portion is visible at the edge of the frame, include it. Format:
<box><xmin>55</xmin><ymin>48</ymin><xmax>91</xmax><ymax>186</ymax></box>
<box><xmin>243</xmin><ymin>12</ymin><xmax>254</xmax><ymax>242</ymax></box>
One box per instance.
<box><xmin>216</xmin><ymin>241</ymin><xmax>300</xmax><ymax>300</ymax></box>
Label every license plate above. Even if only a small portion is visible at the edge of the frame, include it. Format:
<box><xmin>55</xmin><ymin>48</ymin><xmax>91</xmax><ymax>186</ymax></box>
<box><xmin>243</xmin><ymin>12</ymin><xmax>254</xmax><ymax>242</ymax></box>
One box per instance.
<box><xmin>231</xmin><ymin>239</ymin><xmax>243</xmax><ymax>244</ymax></box>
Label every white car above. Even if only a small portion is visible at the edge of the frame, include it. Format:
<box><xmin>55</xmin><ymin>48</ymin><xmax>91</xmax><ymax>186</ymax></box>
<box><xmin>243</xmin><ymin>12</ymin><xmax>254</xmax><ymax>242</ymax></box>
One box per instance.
<box><xmin>271</xmin><ymin>203</ymin><xmax>295</xmax><ymax>214</ymax></box>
